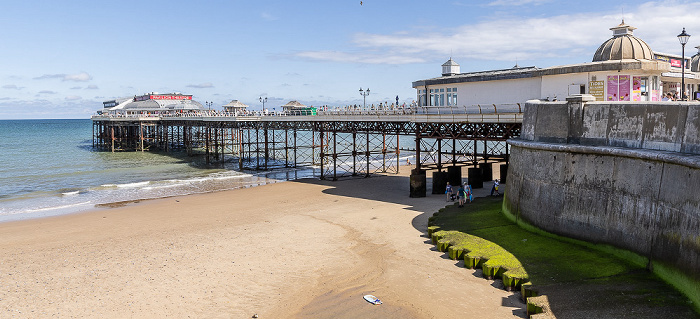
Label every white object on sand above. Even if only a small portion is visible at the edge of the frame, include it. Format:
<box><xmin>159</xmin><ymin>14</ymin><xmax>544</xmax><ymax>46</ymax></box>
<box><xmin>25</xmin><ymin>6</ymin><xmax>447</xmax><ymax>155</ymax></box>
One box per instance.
<box><xmin>363</xmin><ymin>294</ymin><xmax>382</xmax><ymax>305</ymax></box>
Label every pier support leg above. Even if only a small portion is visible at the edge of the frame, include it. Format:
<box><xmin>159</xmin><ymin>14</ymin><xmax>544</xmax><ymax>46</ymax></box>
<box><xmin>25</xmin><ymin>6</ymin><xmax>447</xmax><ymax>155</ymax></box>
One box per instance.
<box><xmin>468</xmin><ymin>167</ymin><xmax>483</xmax><ymax>189</ymax></box>
<box><xmin>500</xmin><ymin>164</ymin><xmax>509</xmax><ymax>184</ymax></box>
<box><xmin>447</xmin><ymin>165</ymin><xmax>462</xmax><ymax>187</ymax></box>
<box><xmin>410</xmin><ymin>168</ymin><xmax>426</xmax><ymax>198</ymax></box>
<box><xmin>432</xmin><ymin>171</ymin><xmax>449</xmax><ymax>195</ymax></box>
<box><xmin>480</xmin><ymin>162</ymin><xmax>493</xmax><ymax>182</ymax></box>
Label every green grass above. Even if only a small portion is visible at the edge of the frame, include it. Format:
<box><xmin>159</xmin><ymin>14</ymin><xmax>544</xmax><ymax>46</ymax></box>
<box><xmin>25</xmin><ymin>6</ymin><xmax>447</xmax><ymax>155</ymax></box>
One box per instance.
<box><xmin>429</xmin><ymin>195</ymin><xmax>700</xmax><ymax>318</ymax></box>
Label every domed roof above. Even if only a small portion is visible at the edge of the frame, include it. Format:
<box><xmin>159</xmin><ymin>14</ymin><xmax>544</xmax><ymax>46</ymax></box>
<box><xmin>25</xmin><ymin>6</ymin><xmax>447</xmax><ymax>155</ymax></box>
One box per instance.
<box><xmin>593</xmin><ymin>21</ymin><xmax>654</xmax><ymax>62</ymax></box>
<box><xmin>691</xmin><ymin>46</ymin><xmax>700</xmax><ymax>72</ymax></box>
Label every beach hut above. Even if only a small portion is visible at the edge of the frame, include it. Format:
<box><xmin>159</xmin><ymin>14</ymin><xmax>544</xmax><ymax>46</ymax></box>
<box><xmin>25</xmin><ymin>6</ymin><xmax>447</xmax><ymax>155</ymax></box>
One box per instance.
<box><xmin>281</xmin><ymin>101</ymin><xmax>316</xmax><ymax>115</ymax></box>
<box><xmin>223</xmin><ymin>100</ymin><xmax>249</xmax><ymax>114</ymax></box>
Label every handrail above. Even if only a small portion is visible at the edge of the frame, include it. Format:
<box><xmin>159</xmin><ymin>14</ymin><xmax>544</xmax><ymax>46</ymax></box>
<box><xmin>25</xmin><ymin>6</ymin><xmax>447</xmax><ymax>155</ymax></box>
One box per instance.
<box><xmin>91</xmin><ymin>103</ymin><xmax>524</xmax><ymax>120</ymax></box>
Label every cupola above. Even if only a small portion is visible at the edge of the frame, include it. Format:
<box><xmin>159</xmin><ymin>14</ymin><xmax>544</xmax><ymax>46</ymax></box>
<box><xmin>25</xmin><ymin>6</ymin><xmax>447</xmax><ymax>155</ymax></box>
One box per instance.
<box><xmin>592</xmin><ymin>20</ymin><xmax>654</xmax><ymax>62</ymax></box>
<box><xmin>691</xmin><ymin>45</ymin><xmax>700</xmax><ymax>72</ymax></box>
<box><xmin>442</xmin><ymin>58</ymin><xmax>460</xmax><ymax>76</ymax></box>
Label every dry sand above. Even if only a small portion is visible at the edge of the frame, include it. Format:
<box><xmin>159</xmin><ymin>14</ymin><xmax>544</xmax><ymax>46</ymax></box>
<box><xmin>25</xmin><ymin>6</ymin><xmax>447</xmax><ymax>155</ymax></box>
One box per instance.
<box><xmin>0</xmin><ymin>170</ymin><xmax>524</xmax><ymax>318</ymax></box>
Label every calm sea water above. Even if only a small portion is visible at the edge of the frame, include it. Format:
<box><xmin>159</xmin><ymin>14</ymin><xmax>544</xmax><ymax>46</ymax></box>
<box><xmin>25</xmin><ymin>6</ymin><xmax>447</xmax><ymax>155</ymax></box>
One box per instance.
<box><xmin>0</xmin><ymin>119</ymin><xmax>318</xmax><ymax>222</ymax></box>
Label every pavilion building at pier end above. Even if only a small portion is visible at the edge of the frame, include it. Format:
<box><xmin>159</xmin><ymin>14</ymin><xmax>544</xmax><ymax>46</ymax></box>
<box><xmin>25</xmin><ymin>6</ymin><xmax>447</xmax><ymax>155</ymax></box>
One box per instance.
<box><xmin>413</xmin><ymin>21</ymin><xmax>700</xmax><ymax>107</ymax></box>
<box><xmin>98</xmin><ymin>92</ymin><xmax>205</xmax><ymax>116</ymax></box>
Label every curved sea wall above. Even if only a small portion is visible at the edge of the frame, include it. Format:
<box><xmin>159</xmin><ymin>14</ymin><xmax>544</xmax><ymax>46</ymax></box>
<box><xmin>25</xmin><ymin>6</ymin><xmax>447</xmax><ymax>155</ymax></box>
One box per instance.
<box><xmin>505</xmin><ymin>95</ymin><xmax>700</xmax><ymax>279</ymax></box>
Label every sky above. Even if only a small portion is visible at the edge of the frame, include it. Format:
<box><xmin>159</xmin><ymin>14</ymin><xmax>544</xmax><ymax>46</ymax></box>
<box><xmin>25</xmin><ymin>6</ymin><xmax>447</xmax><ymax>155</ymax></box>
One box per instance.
<box><xmin>1</xmin><ymin>0</ymin><xmax>700</xmax><ymax>119</ymax></box>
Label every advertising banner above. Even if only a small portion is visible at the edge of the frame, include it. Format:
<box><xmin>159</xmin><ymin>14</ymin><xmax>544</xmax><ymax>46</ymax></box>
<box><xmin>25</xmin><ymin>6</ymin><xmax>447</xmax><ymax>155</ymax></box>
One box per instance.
<box><xmin>589</xmin><ymin>80</ymin><xmax>604</xmax><ymax>101</ymax></box>
<box><xmin>618</xmin><ymin>75</ymin><xmax>630</xmax><ymax>101</ymax></box>
<box><xmin>607</xmin><ymin>75</ymin><xmax>619</xmax><ymax>101</ymax></box>
<box><xmin>670</xmin><ymin>58</ymin><xmax>682</xmax><ymax>68</ymax></box>
<box><xmin>632</xmin><ymin>76</ymin><xmax>641</xmax><ymax>101</ymax></box>
<box><xmin>150</xmin><ymin>95</ymin><xmax>192</xmax><ymax>100</ymax></box>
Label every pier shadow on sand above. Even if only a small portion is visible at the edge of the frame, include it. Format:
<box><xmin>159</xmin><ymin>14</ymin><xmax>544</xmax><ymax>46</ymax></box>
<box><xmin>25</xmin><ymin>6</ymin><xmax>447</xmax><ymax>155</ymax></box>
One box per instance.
<box><xmin>296</xmin><ymin>174</ymin><xmax>699</xmax><ymax>319</ymax></box>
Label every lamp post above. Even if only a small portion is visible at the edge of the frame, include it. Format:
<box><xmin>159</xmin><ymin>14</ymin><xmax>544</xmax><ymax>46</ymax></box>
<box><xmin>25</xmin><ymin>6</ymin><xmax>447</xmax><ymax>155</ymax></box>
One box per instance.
<box><xmin>205</xmin><ymin>101</ymin><xmax>213</xmax><ymax>110</ymax></box>
<box><xmin>678</xmin><ymin>28</ymin><xmax>691</xmax><ymax>100</ymax></box>
<box><xmin>359</xmin><ymin>87</ymin><xmax>370</xmax><ymax>108</ymax></box>
<box><xmin>259</xmin><ymin>97</ymin><xmax>267</xmax><ymax>111</ymax></box>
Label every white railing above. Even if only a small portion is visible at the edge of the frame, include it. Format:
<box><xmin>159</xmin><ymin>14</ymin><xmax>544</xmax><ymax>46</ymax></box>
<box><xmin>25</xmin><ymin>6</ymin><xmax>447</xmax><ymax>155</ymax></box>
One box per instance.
<box><xmin>91</xmin><ymin>103</ymin><xmax>522</xmax><ymax>120</ymax></box>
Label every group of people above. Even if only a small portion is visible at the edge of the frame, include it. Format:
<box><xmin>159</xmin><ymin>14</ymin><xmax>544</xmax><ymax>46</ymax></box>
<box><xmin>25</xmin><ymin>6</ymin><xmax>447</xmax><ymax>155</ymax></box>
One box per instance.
<box><xmin>445</xmin><ymin>179</ymin><xmax>501</xmax><ymax>208</ymax></box>
<box><xmin>661</xmin><ymin>91</ymin><xmax>697</xmax><ymax>101</ymax></box>
<box><xmin>445</xmin><ymin>182</ymin><xmax>473</xmax><ymax>208</ymax></box>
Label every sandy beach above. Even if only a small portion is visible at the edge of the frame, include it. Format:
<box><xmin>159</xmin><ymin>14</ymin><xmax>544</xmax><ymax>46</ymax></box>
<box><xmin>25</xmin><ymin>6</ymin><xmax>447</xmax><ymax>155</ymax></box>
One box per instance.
<box><xmin>0</xmin><ymin>169</ymin><xmax>523</xmax><ymax>318</ymax></box>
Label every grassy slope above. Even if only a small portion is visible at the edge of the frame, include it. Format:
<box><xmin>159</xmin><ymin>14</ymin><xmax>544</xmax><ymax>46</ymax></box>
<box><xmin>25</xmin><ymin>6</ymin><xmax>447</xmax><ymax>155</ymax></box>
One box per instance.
<box><xmin>430</xmin><ymin>195</ymin><xmax>699</xmax><ymax>318</ymax></box>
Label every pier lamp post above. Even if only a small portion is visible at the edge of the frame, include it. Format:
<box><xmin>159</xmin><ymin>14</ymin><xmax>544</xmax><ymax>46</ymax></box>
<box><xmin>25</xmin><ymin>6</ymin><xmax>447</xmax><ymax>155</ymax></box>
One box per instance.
<box><xmin>205</xmin><ymin>101</ymin><xmax>213</xmax><ymax>110</ymax></box>
<box><xmin>359</xmin><ymin>87</ymin><xmax>370</xmax><ymax>108</ymax></box>
<box><xmin>678</xmin><ymin>28</ymin><xmax>690</xmax><ymax>100</ymax></box>
<box><xmin>259</xmin><ymin>97</ymin><xmax>267</xmax><ymax>111</ymax></box>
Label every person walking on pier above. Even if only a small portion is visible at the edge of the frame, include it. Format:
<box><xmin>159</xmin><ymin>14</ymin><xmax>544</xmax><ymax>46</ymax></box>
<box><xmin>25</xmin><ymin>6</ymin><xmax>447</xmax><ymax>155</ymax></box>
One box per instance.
<box><xmin>445</xmin><ymin>182</ymin><xmax>453</xmax><ymax>202</ymax></box>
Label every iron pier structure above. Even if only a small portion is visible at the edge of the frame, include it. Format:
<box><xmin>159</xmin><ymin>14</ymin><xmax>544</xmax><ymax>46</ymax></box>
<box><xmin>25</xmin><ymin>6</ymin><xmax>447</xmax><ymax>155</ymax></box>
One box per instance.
<box><xmin>92</xmin><ymin>108</ymin><xmax>522</xmax><ymax>197</ymax></box>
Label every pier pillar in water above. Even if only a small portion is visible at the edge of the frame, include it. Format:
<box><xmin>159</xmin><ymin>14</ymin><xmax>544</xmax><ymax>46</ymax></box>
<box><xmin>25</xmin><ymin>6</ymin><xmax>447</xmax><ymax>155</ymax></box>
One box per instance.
<box><xmin>447</xmin><ymin>165</ymin><xmax>462</xmax><ymax>187</ymax></box>
<box><xmin>432</xmin><ymin>171</ymin><xmax>449</xmax><ymax>194</ymax></box>
<box><xmin>410</xmin><ymin>168</ymin><xmax>426</xmax><ymax>198</ymax></box>
<box><xmin>480</xmin><ymin>162</ymin><xmax>493</xmax><ymax>182</ymax></box>
<box><xmin>468</xmin><ymin>167</ymin><xmax>483</xmax><ymax>189</ymax></box>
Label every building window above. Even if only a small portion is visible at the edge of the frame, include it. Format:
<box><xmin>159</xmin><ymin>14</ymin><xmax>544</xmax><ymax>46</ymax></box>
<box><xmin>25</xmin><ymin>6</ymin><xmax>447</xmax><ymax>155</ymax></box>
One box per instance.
<box><xmin>446</xmin><ymin>88</ymin><xmax>457</xmax><ymax>106</ymax></box>
<box><xmin>417</xmin><ymin>89</ymin><xmax>427</xmax><ymax>106</ymax></box>
<box><xmin>430</xmin><ymin>89</ymin><xmax>447</xmax><ymax>106</ymax></box>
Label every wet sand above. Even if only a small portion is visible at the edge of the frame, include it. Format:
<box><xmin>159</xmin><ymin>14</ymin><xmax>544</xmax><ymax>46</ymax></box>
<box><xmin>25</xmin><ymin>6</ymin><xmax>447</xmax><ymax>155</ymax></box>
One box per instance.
<box><xmin>0</xmin><ymin>170</ymin><xmax>523</xmax><ymax>318</ymax></box>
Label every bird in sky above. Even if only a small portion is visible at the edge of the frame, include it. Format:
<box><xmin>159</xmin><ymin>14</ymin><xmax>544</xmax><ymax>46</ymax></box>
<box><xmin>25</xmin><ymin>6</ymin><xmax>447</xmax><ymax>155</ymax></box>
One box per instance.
<box><xmin>360</xmin><ymin>1</ymin><xmax>363</xmax><ymax>5</ymax></box>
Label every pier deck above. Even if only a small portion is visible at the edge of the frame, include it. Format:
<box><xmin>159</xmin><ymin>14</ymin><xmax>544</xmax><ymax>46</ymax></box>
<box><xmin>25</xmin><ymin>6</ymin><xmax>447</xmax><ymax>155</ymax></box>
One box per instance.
<box><xmin>92</xmin><ymin>106</ymin><xmax>522</xmax><ymax>197</ymax></box>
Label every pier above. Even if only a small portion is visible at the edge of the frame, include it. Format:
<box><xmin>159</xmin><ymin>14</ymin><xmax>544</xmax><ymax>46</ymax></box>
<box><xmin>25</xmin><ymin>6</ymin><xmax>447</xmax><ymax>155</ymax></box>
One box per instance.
<box><xmin>92</xmin><ymin>105</ymin><xmax>522</xmax><ymax>197</ymax></box>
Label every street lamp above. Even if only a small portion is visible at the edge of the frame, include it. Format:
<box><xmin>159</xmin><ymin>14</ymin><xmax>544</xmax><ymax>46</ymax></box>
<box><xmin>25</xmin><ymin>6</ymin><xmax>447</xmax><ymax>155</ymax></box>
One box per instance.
<box><xmin>259</xmin><ymin>97</ymin><xmax>267</xmax><ymax>110</ymax></box>
<box><xmin>678</xmin><ymin>28</ymin><xmax>691</xmax><ymax>100</ymax></box>
<box><xmin>205</xmin><ymin>101</ymin><xmax>213</xmax><ymax>110</ymax></box>
<box><xmin>359</xmin><ymin>87</ymin><xmax>370</xmax><ymax>108</ymax></box>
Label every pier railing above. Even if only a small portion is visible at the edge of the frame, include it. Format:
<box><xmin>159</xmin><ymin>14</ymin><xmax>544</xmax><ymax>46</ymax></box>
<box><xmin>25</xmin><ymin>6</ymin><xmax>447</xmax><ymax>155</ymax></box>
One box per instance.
<box><xmin>91</xmin><ymin>103</ymin><xmax>523</xmax><ymax>124</ymax></box>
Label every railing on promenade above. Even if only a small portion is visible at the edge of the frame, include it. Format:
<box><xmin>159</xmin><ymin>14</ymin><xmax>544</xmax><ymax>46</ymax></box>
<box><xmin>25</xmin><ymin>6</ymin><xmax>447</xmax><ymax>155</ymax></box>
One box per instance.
<box><xmin>90</xmin><ymin>103</ymin><xmax>523</xmax><ymax>123</ymax></box>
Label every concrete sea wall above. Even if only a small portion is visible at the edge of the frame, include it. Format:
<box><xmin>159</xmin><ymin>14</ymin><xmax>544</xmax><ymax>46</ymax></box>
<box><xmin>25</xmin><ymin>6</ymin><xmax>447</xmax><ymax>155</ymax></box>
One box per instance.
<box><xmin>506</xmin><ymin>95</ymin><xmax>700</xmax><ymax>279</ymax></box>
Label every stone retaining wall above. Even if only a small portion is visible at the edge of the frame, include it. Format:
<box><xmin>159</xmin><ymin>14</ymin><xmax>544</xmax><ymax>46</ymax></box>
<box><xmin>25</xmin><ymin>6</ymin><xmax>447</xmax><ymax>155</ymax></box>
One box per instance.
<box><xmin>506</xmin><ymin>95</ymin><xmax>700</xmax><ymax>278</ymax></box>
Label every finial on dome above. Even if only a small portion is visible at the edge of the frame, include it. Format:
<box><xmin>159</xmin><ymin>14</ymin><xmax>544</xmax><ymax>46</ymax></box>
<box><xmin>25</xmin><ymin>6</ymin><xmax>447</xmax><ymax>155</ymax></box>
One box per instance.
<box><xmin>610</xmin><ymin>20</ymin><xmax>636</xmax><ymax>37</ymax></box>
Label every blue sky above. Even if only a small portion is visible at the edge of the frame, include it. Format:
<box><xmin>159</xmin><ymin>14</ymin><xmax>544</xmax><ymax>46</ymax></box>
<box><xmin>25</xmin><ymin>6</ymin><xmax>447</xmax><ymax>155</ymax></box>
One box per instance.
<box><xmin>2</xmin><ymin>0</ymin><xmax>700</xmax><ymax>119</ymax></box>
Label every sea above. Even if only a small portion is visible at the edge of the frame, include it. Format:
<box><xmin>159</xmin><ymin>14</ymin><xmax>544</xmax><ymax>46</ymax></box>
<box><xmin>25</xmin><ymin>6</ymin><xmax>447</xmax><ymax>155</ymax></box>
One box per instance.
<box><xmin>0</xmin><ymin>119</ymin><xmax>320</xmax><ymax>223</ymax></box>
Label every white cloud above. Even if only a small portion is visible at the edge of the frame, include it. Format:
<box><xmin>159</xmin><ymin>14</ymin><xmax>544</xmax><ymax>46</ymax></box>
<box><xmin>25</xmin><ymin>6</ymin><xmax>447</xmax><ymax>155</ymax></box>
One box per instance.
<box><xmin>64</xmin><ymin>72</ymin><xmax>92</xmax><ymax>82</ymax></box>
<box><xmin>38</xmin><ymin>90</ymin><xmax>57</xmax><ymax>94</ymax></box>
<box><xmin>2</xmin><ymin>84</ymin><xmax>23</xmax><ymax>90</ymax></box>
<box><xmin>186</xmin><ymin>82</ymin><xmax>214</xmax><ymax>89</ymax></box>
<box><xmin>486</xmin><ymin>0</ymin><xmax>552</xmax><ymax>6</ymax></box>
<box><xmin>34</xmin><ymin>72</ymin><xmax>92</xmax><ymax>82</ymax></box>
<box><xmin>261</xmin><ymin>12</ymin><xmax>277</xmax><ymax>21</ymax></box>
<box><xmin>296</xmin><ymin>50</ymin><xmax>426</xmax><ymax>64</ymax></box>
<box><xmin>65</xmin><ymin>95</ymin><xmax>82</xmax><ymax>101</ymax></box>
<box><xmin>86</xmin><ymin>85</ymin><xmax>99</xmax><ymax>90</ymax></box>
<box><xmin>294</xmin><ymin>1</ymin><xmax>700</xmax><ymax>64</ymax></box>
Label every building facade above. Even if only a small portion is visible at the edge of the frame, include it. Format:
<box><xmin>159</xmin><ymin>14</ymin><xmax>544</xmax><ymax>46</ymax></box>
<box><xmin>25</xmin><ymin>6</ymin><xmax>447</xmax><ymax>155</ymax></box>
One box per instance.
<box><xmin>413</xmin><ymin>21</ymin><xmax>700</xmax><ymax>107</ymax></box>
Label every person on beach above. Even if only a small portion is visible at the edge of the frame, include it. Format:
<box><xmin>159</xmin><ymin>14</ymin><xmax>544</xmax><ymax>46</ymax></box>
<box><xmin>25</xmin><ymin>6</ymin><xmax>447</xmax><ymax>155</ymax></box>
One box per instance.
<box><xmin>467</xmin><ymin>184</ymin><xmax>473</xmax><ymax>203</ymax></box>
<box><xmin>491</xmin><ymin>179</ymin><xmax>500</xmax><ymax>196</ymax></box>
<box><xmin>445</xmin><ymin>182</ymin><xmax>453</xmax><ymax>202</ymax></box>
<box><xmin>457</xmin><ymin>184</ymin><xmax>466</xmax><ymax>207</ymax></box>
